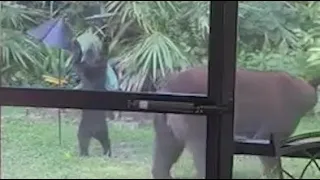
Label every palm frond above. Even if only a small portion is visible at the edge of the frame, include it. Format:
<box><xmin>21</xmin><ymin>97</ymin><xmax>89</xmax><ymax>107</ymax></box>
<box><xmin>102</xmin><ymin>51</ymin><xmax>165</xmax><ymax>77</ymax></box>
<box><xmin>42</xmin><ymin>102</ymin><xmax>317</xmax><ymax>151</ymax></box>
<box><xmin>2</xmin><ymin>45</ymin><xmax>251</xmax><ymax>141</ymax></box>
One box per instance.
<box><xmin>238</xmin><ymin>1</ymin><xmax>299</xmax><ymax>46</ymax></box>
<box><xmin>1</xmin><ymin>28</ymin><xmax>42</xmax><ymax>69</ymax></box>
<box><xmin>117</xmin><ymin>31</ymin><xmax>189</xmax><ymax>91</ymax></box>
<box><xmin>0</xmin><ymin>1</ymin><xmax>46</xmax><ymax>30</ymax></box>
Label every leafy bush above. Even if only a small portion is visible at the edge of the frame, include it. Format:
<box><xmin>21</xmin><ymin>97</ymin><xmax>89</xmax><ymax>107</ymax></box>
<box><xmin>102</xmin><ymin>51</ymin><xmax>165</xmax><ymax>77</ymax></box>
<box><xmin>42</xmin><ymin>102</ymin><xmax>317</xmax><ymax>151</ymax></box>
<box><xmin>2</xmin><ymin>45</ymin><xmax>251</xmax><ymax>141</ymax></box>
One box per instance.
<box><xmin>2</xmin><ymin>1</ymin><xmax>320</xmax><ymax>97</ymax></box>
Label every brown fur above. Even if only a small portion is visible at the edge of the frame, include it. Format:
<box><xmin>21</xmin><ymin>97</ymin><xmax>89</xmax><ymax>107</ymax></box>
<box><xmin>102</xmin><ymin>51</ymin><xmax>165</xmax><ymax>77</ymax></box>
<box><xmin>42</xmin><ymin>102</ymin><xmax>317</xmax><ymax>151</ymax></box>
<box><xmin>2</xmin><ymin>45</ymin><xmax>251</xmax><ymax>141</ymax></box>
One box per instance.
<box><xmin>71</xmin><ymin>40</ymin><xmax>112</xmax><ymax>157</ymax></box>
<box><xmin>152</xmin><ymin>66</ymin><xmax>318</xmax><ymax>178</ymax></box>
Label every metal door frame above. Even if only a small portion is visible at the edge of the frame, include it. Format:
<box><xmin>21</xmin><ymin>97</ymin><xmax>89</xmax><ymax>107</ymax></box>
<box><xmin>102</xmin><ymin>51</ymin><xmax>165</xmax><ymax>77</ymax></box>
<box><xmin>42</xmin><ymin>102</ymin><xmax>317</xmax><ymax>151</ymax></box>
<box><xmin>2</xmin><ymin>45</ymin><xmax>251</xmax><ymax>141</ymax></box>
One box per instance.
<box><xmin>206</xmin><ymin>1</ymin><xmax>238</xmax><ymax>178</ymax></box>
<box><xmin>0</xmin><ymin>1</ymin><xmax>239</xmax><ymax>179</ymax></box>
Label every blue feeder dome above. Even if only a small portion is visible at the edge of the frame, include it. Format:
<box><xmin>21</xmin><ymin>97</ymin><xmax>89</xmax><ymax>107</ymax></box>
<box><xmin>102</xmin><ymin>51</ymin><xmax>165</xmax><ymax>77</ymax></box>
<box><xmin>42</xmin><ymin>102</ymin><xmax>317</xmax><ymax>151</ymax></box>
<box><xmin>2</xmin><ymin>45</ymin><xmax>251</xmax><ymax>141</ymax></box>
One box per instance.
<box><xmin>27</xmin><ymin>18</ymin><xmax>74</xmax><ymax>51</ymax></box>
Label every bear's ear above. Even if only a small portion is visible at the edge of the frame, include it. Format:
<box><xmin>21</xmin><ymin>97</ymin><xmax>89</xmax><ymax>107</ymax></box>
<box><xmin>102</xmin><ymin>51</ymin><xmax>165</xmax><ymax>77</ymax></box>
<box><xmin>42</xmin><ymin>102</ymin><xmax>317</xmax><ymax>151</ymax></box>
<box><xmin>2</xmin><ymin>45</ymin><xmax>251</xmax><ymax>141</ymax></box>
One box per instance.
<box><xmin>71</xmin><ymin>39</ymin><xmax>81</xmax><ymax>51</ymax></box>
<box><xmin>70</xmin><ymin>40</ymin><xmax>83</xmax><ymax>64</ymax></box>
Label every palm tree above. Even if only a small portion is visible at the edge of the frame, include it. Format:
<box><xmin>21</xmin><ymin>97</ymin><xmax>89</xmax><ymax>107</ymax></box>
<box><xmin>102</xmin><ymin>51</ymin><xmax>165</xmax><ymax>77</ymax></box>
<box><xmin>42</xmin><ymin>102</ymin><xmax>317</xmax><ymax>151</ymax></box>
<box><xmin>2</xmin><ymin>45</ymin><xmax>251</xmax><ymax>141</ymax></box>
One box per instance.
<box><xmin>0</xmin><ymin>1</ymin><xmax>46</xmax><ymax>85</ymax></box>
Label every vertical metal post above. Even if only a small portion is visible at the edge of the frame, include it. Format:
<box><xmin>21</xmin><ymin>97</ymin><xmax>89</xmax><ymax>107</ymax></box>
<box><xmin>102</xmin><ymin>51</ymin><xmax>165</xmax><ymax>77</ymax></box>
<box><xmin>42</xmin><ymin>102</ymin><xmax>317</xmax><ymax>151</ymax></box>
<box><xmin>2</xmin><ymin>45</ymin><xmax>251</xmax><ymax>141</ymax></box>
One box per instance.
<box><xmin>206</xmin><ymin>1</ymin><xmax>238</xmax><ymax>179</ymax></box>
<box><xmin>206</xmin><ymin>2</ymin><xmax>225</xmax><ymax>178</ymax></box>
<box><xmin>58</xmin><ymin>50</ymin><xmax>62</xmax><ymax>145</ymax></box>
<box><xmin>0</xmin><ymin>1</ymin><xmax>3</xmax><ymax>177</ymax></box>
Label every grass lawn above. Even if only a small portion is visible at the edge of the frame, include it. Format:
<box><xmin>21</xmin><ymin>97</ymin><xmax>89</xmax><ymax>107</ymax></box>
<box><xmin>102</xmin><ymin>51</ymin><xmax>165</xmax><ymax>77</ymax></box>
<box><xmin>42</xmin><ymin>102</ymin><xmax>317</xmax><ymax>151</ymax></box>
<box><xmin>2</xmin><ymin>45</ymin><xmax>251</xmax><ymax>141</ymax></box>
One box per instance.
<box><xmin>1</xmin><ymin>106</ymin><xmax>320</xmax><ymax>179</ymax></box>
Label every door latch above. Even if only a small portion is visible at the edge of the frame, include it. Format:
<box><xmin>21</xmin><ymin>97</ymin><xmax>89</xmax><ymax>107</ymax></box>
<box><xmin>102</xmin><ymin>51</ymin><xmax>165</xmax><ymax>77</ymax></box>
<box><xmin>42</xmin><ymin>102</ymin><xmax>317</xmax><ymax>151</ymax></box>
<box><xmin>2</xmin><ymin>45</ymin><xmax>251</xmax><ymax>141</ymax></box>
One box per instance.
<box><xmin>127</xmin><ymin>99</ymin><xmax>232</xmax><ymax>115</ymax></box>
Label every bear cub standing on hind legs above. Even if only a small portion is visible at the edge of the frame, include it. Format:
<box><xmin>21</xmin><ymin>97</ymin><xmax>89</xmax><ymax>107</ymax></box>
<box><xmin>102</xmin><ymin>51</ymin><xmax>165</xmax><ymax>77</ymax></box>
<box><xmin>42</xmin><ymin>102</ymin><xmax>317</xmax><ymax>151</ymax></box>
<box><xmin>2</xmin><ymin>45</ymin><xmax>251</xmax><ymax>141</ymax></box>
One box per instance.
<box><xmin>71</xmin><ymin>33</ymin><xmax>112</xmax><ymax>157</ymax></box>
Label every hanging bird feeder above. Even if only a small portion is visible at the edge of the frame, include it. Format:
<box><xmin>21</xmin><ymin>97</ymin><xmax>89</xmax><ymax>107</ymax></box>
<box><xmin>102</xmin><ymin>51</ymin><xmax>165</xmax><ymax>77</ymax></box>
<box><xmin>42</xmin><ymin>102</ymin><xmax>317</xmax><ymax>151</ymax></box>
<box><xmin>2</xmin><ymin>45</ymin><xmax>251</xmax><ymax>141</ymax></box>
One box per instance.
<box><xmin>26</xmin><ymin>17</ymin><xmax>75</xmax><ymax>146</ymax></box>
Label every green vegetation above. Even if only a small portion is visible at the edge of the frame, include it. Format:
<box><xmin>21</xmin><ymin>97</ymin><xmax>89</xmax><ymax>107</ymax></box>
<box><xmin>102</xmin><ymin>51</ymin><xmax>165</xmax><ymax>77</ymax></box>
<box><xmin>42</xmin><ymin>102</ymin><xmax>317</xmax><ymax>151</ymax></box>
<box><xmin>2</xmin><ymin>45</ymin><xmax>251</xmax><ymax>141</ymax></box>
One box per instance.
<box><xmin>2</xmin><ymin>2</ymin><xmax>320</xmax><ymax>91</ymax></box>
<box><xmin>1</xmin><ymin>1</ymin><xmax>320</xmax><ymax>179</ymax></box>
<box><xmin>2</xmin><ymin>1</ymin><xmax>320</xmax><ymax>110</ymax></box>
<box><xmin>1</xmin><ymin>107</ymin><xmax>320</xmax><ymax>179</ymax></box>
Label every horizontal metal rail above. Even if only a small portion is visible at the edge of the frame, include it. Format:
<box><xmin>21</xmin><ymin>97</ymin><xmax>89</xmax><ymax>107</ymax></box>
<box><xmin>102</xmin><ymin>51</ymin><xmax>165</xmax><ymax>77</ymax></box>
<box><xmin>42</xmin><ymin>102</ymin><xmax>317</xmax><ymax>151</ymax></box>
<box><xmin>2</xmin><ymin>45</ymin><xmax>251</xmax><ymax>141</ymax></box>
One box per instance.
<box><xmin>235</xmin><ymin>137</ymin><xmax>320</xmax><ymax>159</ymax></box>
<box><xmin>0</xmin><ymin>87</ymin><xmax>209</xmax><ymax>115</ymax></box>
